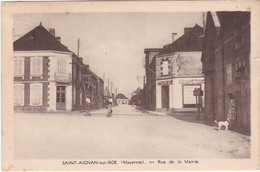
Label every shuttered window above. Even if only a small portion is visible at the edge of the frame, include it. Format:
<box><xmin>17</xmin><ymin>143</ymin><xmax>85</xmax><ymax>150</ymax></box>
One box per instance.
<box><xmin>57</xmin><ymin>58</ymin><xmax>66</xmax><ymax>74</ymax></box>
<box><xmin>14</xmin><ymin>58</ymin><xmax>24</xmax><ymax>76</ymax></box>
<box><xmin>31</xmin><ymin>57</ymin><xmax>43</xmax><ymax>76</ymax></box>
<box><xmin>14</xmin><ymin>84</ymin><xmax>24</xmax><ymax>106</ymax></box>
<box><xmin>30</xmin><ymin>83</ymin><xmax>43</xmax><ymax>106</ymax></box>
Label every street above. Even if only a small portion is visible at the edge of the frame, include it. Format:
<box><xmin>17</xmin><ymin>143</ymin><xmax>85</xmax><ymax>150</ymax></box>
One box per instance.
<box><xmin>15</xmin><ymin>105</ymin><xmax>250</xmax><ymax>159</ymax></box>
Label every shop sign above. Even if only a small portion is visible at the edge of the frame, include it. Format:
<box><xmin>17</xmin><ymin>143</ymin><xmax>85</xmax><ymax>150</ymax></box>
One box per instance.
<box><xmin>179</xmin><ymin>79</ymin><xmax>204</xmax><ymax>85</ymax></box>
<box><xmin>158</xmin><ymin>80</ymin><xmax>173</xmax><ymax>86</ymax></box>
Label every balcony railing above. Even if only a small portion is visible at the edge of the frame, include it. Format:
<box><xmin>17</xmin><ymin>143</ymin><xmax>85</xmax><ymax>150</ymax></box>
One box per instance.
<box><xmin>54</xmin><ymin>72</ymin><xmax>72</xmax><ymax>83</ymax></box>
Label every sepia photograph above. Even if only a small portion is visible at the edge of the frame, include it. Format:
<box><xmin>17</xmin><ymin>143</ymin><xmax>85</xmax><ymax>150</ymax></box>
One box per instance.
<box><xmin>2</xmin><ymin>1</ymin><xmax>260</xmax><ymax>171</ymax></box>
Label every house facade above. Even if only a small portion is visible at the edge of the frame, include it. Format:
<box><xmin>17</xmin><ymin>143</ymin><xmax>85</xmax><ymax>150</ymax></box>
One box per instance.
<box><xmin>116</xmin><ymin>93</ymin><xmax>129</xmax><ymax>105</ymax></box>
<box><xmin>84</xmin><ymin>65</ymin><xmax>104</xmax><ymax>109</ymax></box>
<box><xmin>154</xmin><ymin>24</ymin><xmax>205</xmax><ymax>112</ymax></box>
<box><xmin>143</xmin><ymin>48</ymin><xmax>162</xmax><ymax>111</ymax></box>
<box><xmin>13</xmin><ymin>23</ymin><xmax>103</xmax><ymax>112</ymax></box>
<box><xmin>202</xmin><ymin>12</ymin><xmax>250</xmax><ymax>129</ymax></box>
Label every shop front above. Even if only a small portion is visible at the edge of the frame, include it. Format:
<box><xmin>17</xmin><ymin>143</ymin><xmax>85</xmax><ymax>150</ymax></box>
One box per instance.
<box><xmin>156</xmin><ymin>77</ymin><xmax>204</xmax><ymax>112</ymax></box>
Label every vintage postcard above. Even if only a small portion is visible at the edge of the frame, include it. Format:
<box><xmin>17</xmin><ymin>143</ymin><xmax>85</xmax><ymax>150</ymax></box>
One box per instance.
<box><xmin>2</xmin><ymin>1</ymin><xmax>260</xmax><ymax>171</ymax></box>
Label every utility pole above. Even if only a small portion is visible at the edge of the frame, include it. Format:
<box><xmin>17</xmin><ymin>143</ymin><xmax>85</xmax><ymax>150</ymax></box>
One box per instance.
<box><xmin>111</xmin><ymin>82</ymin><xmax>113</xmax><ymax>95</ymax></box>
<box><xmin>77</xmin><ymin>38</ymin><xmax>80</xmax><ymax>57</ymax></box>
<box><xmin>202</xmin><ymin>12</ymin><xmax>206</xmax><ymax>30</ymax></box>
<box><xmin>108</xmin><ymin>79</ymin><xmax>110</xmax><ymax>96</ymax></box>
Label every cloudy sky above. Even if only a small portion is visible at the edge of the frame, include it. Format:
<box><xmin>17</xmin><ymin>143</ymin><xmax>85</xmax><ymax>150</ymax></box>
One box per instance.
<box><xmin>14</xmin><ymin>12</ymin><xmax>203</xmax><ymax>98</ymax></box>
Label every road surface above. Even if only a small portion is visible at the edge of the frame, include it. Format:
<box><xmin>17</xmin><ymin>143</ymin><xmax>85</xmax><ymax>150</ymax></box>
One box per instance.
<box><xmin>14</xmin><ymin>104</ymin><xmax>250</xmax><ymax>159</ymax></box>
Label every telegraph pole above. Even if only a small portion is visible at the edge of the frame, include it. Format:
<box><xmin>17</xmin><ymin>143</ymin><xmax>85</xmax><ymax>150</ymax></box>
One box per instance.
<box><xmin>77</xmin><ymin>38</ymin><xmax>80</xmax><ymax>57</ymax></box>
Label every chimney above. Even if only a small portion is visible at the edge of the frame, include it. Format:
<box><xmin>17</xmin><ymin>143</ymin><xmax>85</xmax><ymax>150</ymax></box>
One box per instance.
<box><xmin>49</xmin><ymin>28</ymin><xmax>55</xmax><ymax>37</ymax></box>
<box><xmin>184</xmin><ymin>27</ymin><xmax>192</xmax><ymax>34</ymax></box>
<box><xmin>55</xmin><ymin>36</ymin><xmax>61</xmax><ymax>42</ymax></box>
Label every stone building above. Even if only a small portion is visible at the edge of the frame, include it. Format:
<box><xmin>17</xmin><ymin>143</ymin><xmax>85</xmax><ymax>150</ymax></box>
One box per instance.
<box><xmin>143</xmin><ymin>48</ymin><xmax>162</xmax><ymax>111</ymax></box>
<box><xmin>84</xmin><ymin>65</ymin><xmax>104</xmax><ymax>109</ymax></box>
<box><xmin>155</xmin><ymin>24</ymin><xmax>205</xmax><ymax>112</ymax></box>
<box><xmin>13</xmin><ymin>23</ymin><xmax>102</xmax><ymax>112</ymax></box>
<box><xmin>202</xmin><ymin>12</ymin><xmax>250</xmax><ymax>130</ymax></box>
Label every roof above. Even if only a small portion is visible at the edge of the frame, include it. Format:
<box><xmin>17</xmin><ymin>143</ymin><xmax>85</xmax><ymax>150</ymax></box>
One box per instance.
<box><xmin>84</xmin><ymin>66</ymin><xmax>103</xmax><ymax>82</ymax></box>
<box><xmin>216</xmin><ymin>12</ymin><xmax>250</xmax><ymax>39</ymax></box>
<box><xmin>157</xmin><ymin>24</ymin><xmax>204</xmax><ymax>56</ymax></box>
<box><xmin>14</xmin><ymin>24</ymin><xmax>71</xmax><ymax>52</ymax></box>
<box><xmin>116</xmin><ymin>93</ymin><xmax>128</xmax><ymax>99</ymax></box>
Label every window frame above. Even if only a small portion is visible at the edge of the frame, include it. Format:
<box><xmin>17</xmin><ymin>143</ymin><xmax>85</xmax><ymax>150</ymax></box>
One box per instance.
<box><xmin>30</xmin><ymin>57</ymin><xmax>43</xmax><ymax>77</ymax></box>
<box><xmin>30</xmin><ymin>83</ymin><xmax>43</xmax><ymax>106</ymax></box>
<box><xmin>14</xmin><ymin>84</ymin><xmax>24</xmax><ymax>106</ymax></box>
<box><xmin>14</xmin><ymin>57</ymin><xmax>24</xmax><ymax>77</ymax></box>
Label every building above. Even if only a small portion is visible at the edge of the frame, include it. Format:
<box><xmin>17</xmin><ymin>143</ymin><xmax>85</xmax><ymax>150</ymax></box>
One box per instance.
<box><xmin>13</xmin><ymin>23</ymin><xmax>102</xmax><ymax>112</ymax></box>
<box><xmin>202</xmin><ymin>12</ymin><xmax>250</xmax><ymax>129</ymax></box>
<box><xmin>154</xmin><ymin>24</ymin><xmax>205</xmax><ymax>112</ymax></box>
<box><xmin>84</xmin><ymin>65</ymin><xmax>104</xmax><ymax>109</ymax></box>
<box><xmin>72</xmin><ymin>53</ymin><xmax>85</xmax><ymax>111</ymax></box>
<box><xmin>116</xmin><ymin>94</ymin><xmax>129</xmax><ymax>105</ymax></box>
<box><xmin>143</xmin><ymin>48</ymin><xmax>162</xmax><ymax>111</ymax></box>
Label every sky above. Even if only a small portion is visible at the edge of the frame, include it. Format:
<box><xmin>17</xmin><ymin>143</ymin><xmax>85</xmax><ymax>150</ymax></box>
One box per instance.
<box><xmin>14</xmin><ymin>12</ymin><xmax>204</xmax><ymax>98</ymax></box>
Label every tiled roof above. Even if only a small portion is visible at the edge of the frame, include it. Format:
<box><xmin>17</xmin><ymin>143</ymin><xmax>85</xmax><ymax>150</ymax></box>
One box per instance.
<box><xmin>157</xmin><ymin>24</ymin><xmax>204</xmax><ymax>56</ymax></box>
<box><xmin>14</xmin><ymin>24</ymin><xmax>71</xmax><ymax>52</ymax></box>
<box><xmin>116</xmin><ymin>93</ymin><xmax>128</xmax><ymax>99</ymax></box>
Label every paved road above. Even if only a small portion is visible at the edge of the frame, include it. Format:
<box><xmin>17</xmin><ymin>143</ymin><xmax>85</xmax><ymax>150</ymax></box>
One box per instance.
<box><xmin>14</xmin><ymin>105</ymin><xmax>250</xmax><ymax>159</ymax></box>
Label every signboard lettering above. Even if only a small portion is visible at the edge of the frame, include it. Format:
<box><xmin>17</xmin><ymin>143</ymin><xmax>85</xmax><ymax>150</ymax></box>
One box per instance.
<box><xmin>158</xmin><ymin>80</ymin><xmax>173</xmax><ymax>86</ymax></box>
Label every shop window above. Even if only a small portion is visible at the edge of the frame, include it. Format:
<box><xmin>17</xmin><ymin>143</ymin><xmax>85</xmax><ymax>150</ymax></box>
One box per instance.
<box><xmin>30</xmin><ymin>83</ymin><xmax>43</xmax><ymax>106</ymax></box>
<box><xmin>31</xmin><ymin>57</ymin><xmax>43</xmax><ymax>76</ymax></box>
<box><xmin>14</xmin><ymin>84</ymin><xmax>24</xmax><ymax>106</ymax></box>
<box><xmin>14</xmin><ymin>57</ymin><xmax>24</xmax><ymax>77</ymax></box>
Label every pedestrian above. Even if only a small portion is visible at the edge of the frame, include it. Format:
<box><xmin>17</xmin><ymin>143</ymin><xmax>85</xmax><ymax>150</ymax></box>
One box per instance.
<box><xmin>108</xmin><ymin>97</ymin><xmax>113</xmax><ymax>106</ymax></box>
<box><xmin>106</xmin><ymin>103</ymin><xmax>113</xmax><ymax>117</ymax></box>
<box><xmin>227</xmin><ymin>93</ymin><xmax>236</xmax><ymax>129</ymax></box>
<box><xmin>85</xmin><ymin>96</ymin><xmax>91</xmax><ymax>116</ymax></box>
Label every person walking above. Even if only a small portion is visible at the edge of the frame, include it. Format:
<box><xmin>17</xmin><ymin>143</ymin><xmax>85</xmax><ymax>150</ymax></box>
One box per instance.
<box><xmin>85</xmin><ymin>96</ymin><xmax>91</xmax><ymax>116</ymax></box>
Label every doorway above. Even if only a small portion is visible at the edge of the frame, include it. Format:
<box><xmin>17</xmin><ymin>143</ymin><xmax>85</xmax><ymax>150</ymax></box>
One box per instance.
<box><xmin>161</xmin><ymin>85</ymin><xmax>169</xmax><ymax>109</ymax></box>
<box><xmin>56</xmin><ymin>86</ymin><xmax>66</xmax><ymax>110</ymax></box>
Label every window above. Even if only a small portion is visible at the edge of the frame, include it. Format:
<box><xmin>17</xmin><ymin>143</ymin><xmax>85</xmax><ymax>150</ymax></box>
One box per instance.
<box><xmin>80</xmin><ymin>90</ymin><xmax>82</xmax><ymax>106</ymax></box>
<box><xmin>30</xmin><ymin>83</ymin><xmax>43</xmax><ymax>106</ymax></box>
<box><xmin>57</xmin><ymin>58</ymin><xmax>66</xmax><ymax>74</ymax></box>
<box><xmin>14</xmin><ymin>84</ymin><xmax>24</xmax><ymax>106</ymax></box>
<box><xmin>226</xmin><ymin>64</ymin><xmax>233</xmax><ymax>85</ymax></box>
<box><xmin>161</xmin><ymin>60</ymin><xmax>169</xmax><ymax>75</ymax></box>
<box><xmin>14</xmin><ymin>57</ymin><xmax>24</xmax><ymax>76</ymax></box>
<box><xmin>31</xmin><ymin>57</ymin><xmax>43</xmax><ymax>76</ymax></box>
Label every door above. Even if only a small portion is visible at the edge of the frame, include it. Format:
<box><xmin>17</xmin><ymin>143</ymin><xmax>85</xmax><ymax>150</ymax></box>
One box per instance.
<box><xmin>161</xmin><ymin>85</ymin><xmax>169</xmax><ymax>109</ymax></box>
<box><xmin>56</xmin><ymin>86</ymin><xmax>66</xmax><ymax>110</ymax></box>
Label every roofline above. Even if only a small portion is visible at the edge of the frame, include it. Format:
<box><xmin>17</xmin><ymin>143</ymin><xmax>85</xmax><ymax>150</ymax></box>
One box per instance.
<box><xmin>144</xmin><ymin>48</ymin><xmax>163</xmax><ymax>53</ymax></box>
<box><xmin>85</xmin><ymin>67</ymin><xmax>103</xmax><ymax>81</ymax></box>
<box><xmin>156</xmin><ymin>51</ymin><xmax>202</xmax><ymax>58</ymax></box>
<box><xmin>13</xmin><ymin>50</ymin><xmax>73</xmax><ymax>55</ymax></box>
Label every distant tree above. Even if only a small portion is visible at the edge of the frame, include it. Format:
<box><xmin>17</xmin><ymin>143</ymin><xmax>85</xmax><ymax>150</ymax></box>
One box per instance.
<box><xmin>130</xmin><ymin>87</ymin><xmax>145</xmax><ymax>107</ymax></box>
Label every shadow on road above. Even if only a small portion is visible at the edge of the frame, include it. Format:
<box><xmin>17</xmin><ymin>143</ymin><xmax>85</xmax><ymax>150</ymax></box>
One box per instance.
<box><xmin>168</xmin><ymin>113</ymin><xmax>250</xmax><ymax>136</ymax></box>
